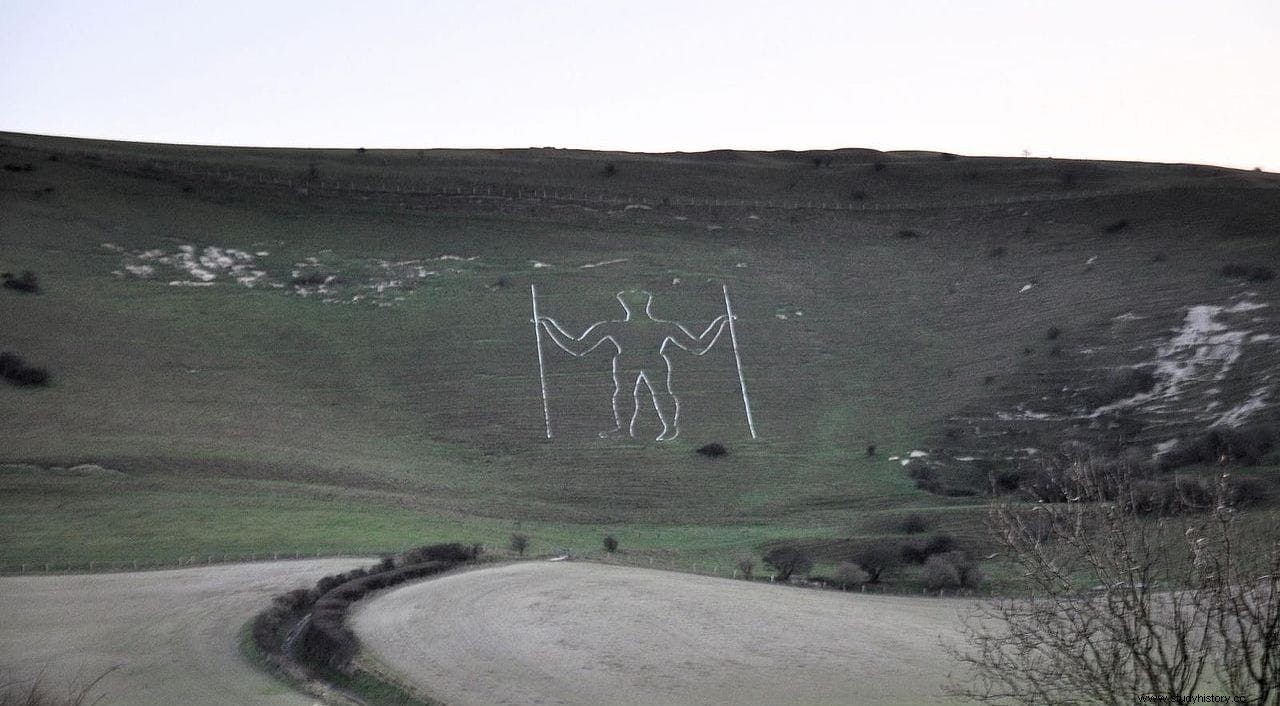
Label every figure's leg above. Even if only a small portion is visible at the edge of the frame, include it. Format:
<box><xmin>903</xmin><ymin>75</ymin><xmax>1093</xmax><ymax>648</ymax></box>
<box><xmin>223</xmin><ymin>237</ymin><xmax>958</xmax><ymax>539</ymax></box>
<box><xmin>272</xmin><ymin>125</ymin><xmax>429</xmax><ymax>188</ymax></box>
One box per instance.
<box><xmin>598</xmin><ymin>356</ymin><xmax>624</xmax><ymax>438</ymax></box>
<box><xmin>629</xmin><ymin>373</ymin><xmax>648</xmax><ymax>438</ymax></box>
<box><xmin>652</xmin><ymin>379</ymin><xmax>680</xmax><ymax>441</ymax></box>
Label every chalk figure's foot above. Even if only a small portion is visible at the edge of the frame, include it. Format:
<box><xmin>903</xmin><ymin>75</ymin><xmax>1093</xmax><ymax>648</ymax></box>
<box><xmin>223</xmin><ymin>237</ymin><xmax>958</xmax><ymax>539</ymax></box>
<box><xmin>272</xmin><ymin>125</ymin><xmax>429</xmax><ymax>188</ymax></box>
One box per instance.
<box><xmin>655</xmin><ymin>428</ymin><xmax>679</xmax><ymax>442</ymax></box>
<box><xmin>598</xmin><ymin>427</ymin><xmax>626</xmax><ymax>439</ymax></box>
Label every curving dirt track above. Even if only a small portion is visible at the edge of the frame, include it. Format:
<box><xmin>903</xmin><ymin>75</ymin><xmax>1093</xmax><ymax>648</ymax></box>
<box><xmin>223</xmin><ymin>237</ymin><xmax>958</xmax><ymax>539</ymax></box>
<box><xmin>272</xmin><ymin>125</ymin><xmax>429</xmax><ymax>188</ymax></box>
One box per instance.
<box><xmin>353</xmin><ymin>561</ymin><xmax>970</xmax><ymax>706</ymax></box>
<box><xmin>0</xmin><ymin>559</ymin><xmax>365</xmax><ymax>705</ymax></box>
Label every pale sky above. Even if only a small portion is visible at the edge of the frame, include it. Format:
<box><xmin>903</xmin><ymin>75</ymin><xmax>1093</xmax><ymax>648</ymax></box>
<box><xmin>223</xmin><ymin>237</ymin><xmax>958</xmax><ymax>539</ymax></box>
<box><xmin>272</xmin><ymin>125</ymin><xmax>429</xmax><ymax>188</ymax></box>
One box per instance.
<box><xmin>2</xmin><ymin>1</ymin><xmax>1278</xmax><ymax>170</ymax></box>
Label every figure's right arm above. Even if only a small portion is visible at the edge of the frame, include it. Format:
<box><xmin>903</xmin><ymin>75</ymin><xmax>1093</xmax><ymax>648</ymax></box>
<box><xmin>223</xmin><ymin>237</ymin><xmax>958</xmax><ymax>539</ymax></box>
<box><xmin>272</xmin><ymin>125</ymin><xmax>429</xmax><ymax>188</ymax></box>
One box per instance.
<box><xmin>538</xmin><ymin>319</ymin><xmax>615</xmax><ymax>357</ymax></box>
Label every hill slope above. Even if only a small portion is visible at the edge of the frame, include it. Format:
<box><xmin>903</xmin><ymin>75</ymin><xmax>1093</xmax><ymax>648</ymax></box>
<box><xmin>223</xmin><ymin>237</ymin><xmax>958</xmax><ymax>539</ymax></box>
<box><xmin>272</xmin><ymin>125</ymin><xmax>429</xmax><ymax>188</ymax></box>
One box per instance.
<box><xmin>2</xmin><ymin>132</ymin><xmax>1277</xmax><ymax>568</ymax></box>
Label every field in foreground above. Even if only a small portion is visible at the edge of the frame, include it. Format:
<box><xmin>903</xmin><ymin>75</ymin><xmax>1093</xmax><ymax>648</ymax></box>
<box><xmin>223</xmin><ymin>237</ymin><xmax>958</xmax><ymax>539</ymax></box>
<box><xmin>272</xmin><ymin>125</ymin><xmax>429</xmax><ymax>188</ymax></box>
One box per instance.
<box><xmin>353</xmin><ymin>561</ymin><xmax>968</xmax><ymax>706</ymax></box>
<box><xmin>0</xmin><ymin>558</ymin><xmax>364</xmax><ymax>706</ymax></box>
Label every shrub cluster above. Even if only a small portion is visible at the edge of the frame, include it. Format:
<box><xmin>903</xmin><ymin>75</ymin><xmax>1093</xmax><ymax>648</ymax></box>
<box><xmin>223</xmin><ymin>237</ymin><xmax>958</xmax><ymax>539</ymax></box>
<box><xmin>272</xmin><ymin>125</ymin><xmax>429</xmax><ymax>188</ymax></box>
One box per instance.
<box><xmin>900</xmin><ymin>533</ymin><xmax>960</xmax><ymax>564</ymax></box>
<box><xmin>1159</xmin><ymin>424</ymin><xmax>1278</xmax><ymax>469</ymax></box>
<box><xmin>2</xmin><ymin>271</ymin><xmax>40</xmax><ymax>293</ymax></box>
<box><xmin>1220</xmin><ymin>264</ymin><xmax>1275</xmax><ymax>282</ymax></box>
<box><xmin>2</xmin><ymin>163</ymin><xmax>34</xmax><ymax>172</ymax></box>
<box><xmin>253</xmin><ymin>542</ymin><xmax>480</xmax><ymax>676</ymax></box>
<box><xmin>922</xmin><ymin>551</ymin><xmax>982</xmax><ymax>592</ymax></box>
<box><xmin>0</xmin><ymin>352</ymin><xmax>50</xmax><ymax>387</ymax></box>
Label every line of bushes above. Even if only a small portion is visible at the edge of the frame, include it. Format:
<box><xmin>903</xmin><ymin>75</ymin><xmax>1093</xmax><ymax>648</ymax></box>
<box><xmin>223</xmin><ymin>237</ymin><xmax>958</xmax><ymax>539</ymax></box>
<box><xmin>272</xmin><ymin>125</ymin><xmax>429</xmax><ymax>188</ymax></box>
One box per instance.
<box><xmin>252</xmin><ymin>542</ymin><xmax>481</xmax><ymax>683</ymax></box>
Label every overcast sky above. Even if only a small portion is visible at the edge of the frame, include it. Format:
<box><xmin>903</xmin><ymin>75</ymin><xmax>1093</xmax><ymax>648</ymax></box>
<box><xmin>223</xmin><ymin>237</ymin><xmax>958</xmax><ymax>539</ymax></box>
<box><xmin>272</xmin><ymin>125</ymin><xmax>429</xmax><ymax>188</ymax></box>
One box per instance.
<box><xmin>2</xmin><ymin>1</ymin><xmax>1277</xmax><ymax>170</ymax></box>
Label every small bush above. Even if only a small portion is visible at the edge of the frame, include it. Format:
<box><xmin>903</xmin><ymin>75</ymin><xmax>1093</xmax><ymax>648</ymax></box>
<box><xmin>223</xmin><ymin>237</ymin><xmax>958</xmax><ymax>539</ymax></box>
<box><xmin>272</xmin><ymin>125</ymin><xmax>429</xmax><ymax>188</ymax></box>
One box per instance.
<box><xmin>900</xmin><ymin>513</ymin><xmax>930</xmax><ymax>534</ymax></box>
<box><xmin>0</xmin><ymin>352</ymin><xmax>50</xmax><ymax>387</ymax></box>
<box><xmin>923</xmin><ymin>551</ymin><xmax>982</xmax><ymax>592</ymax></box>
<box><xmin>939</xmin><ymin>152</ymin><xmax>958</xmax><ymax>161</ymax></box>
<box><xmin>1102</xmin><ymin>219</ymin><xmax>1130</xmax><ymax>234</ymax></box>
<box><xmin>510</xmin><ymin>533</ymin><xmax>529</xmax><ymax>556</ymax></box>
<box><xmin>696</xmin><ymin>442</ymin><xmax>727</xmax><ymax>457</ymax></box>
<box><xmin>1220</xmin><ymin>264</ymin><xmax>1275</xmax><ymax>282</ymax></box>
<box><xmin>866</xmin><ymin>444</ymin><xmax>876</xmax><ymax>457</ymax></box>
<box><xmin>907</xmin><ymin>461</ymin><xmax>941</xmax><ymax>493</ymax></box>
<box><xmin>988</xmin><ymin>246</ymin><xmax>1007</xmax><ymax>258</ymax></box>
<box><xmin>896</xmin><ymin>229</ymin><xmax>921</xmax><ymax>239</ymax></box>
<box><xmin>831</xmin><ymin>561</ymin><xmax>870</xmax><ymax>589</ymax></box>
<box><xmin>922</xmin><ymin>555</ymin><xmax>962</xmax><ymax>591</ymax></box>
<box><xmin>872</xmin><ymin>161</ymin><xmax>886</xmax><ymax>172</ymax></box>
<box><xmin>1045</xmin><ymin>326</ymin><xmax>1061</xmax><ymax>340</ymax></box>
<box><xmin>763</xmin><ymin>546</ymin><xmax>813</xmax><ymax>581</ymax></box>
<box><xmin>850</xmin><ymin>190</ymin><xmax>868</xmax><ymax>201</ymax></box>
<box><xmin>2</xmin><ymin>270</ymin><xmax>40</xmax><ymax>294</ymax></box>
<box><xmin>603</xmin><ymin>534</ymin><xmax>618</xmax><ymax>553</ymax></box>
<box><xmin>2</xmin><ymin>163</ymin><xmax>35</xmax><ymax>173</ymax></box>
<box><xmin>602</xmin><ymin>163</ymin><xmax>617</xmax><ymax>177</ymax></box>
<box><xmin>736</xmin><ymin>554</ymin><xmax>755</xmax><ymax>580</ymax></box>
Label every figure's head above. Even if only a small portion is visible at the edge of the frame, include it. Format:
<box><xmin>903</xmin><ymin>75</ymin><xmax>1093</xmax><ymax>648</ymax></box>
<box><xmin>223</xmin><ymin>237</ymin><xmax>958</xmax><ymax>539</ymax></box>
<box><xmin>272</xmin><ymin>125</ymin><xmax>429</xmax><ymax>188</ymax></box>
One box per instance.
<box><xmin>614</xmin><ymin>289</ymin><xmax>653</xmax><ymax>318</ymax></box>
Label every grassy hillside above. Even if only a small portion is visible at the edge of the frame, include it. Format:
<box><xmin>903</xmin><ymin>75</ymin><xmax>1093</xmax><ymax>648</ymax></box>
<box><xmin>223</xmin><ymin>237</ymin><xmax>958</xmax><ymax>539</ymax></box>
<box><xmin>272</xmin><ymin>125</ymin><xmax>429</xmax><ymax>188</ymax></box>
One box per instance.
<box><xmin>2</xmin><ymin>131</ymin><xmax>1277</xmax><ymax>573</ymax></box>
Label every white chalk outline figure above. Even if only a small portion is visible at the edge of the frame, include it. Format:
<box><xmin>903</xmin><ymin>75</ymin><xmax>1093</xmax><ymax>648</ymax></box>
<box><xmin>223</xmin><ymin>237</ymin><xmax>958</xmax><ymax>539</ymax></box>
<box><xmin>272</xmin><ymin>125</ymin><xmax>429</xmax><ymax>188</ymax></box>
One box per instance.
<box><xmin>531</xmin><ymin>287</ymin><xmax>752</xmax><ymax>441</ymax></box>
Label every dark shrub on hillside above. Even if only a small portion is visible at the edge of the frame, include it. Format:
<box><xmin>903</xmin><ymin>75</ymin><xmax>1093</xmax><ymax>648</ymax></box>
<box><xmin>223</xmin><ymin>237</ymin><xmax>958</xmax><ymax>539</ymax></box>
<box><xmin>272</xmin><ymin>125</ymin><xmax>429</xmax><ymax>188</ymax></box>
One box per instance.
<box><xmin>1159</xmin><ymin>425</ymin><xmax>1277</xmax><ymax>470</ymax></box>
<box><xmin>922</xmin><ymin>555</ymin><xmax>961</xmax><ymax>591</ymax></box>
<box><xmin>736</xmin><ymin>554</ymin><xmax>755</xmax><ymax>580</ymax></box>
<box><xmin>923</xmin><ymin>551</ymin><xmax>982</xmax><ymax>592</ymax></box>
<box><xmin>988</xmin><ymin>245</ymin><xmax>1007</xmax><ymax>258</ymax></box>
<box><xmin>0</xmin><ymin>352</ymin><xmax>50</xmax><ymax>387</ymax></box>
<box><xmin>2</xmin><ymin>163</ymin><xmax>35</xmax><ymax>172</ymax></box>
<box><xmin>763</xmin><ymin>546</ymin><xmax>813</xmax><ymax>582</ymax></box>
<box><xmin>2</xmin><ymin>270</ymin><xmax>40</xmax><ymax>293</ymax></box>
<box><xmin>1081</xmin><ymin>365</ymin><xmax>1157</xmax><ymax>408</ymax></box>
<box><xmin>1226</xmin><ymin>476</ymin><xmax>1271</xmax><ymax>507</ymax></box>
<box><xmin>907</xmin><ymin>461</ymin><xmax>942</xmax><ymax>494</ymax></box>
<box><xmin>847</xmin><ymin>539</ymin><xmax>903</xmax><ymax>583</ymax></box>
<box><xmin>289</xmin><ymin>272</ymin><xmax>333</xmax><ymax>287</ymax></box>
<box><xmin>1102</xmin><ymin>219</ymin><xmax>1130</xmax><ymax>234</ymax></box>
<box><xmin>900</xmin><ymin>513</ymin><xmax>929</xmax><ymax>534</ymax></box>
<box><xmin>831</xmin><ymin>561</ymin><xmax>870</xmax><ymax>588</ymax></box>
<box><xmin>509</xmin><ymin>532</ymin><xmax>529</xmax><ymax>556</ymax></box>
<box><xmin>602</xmin><ymin>163</ymin><xmax>617</xmax><ymax>177</ymax></box>
<box><xmin>1126</xmin><ymin>477</ymin><xmax>1215</xmax><ymax>516</ymax></box>
<box><xmin>872</xmin><ymin>161</ymin><xmax>886</xmax><ymax>172</ymax></box>
<box><xmin>602</xmin><ymin>534</ymin><xmax>618</xmax><ymax>553</ymax></box>
<box><xmin>696</xmin><ymin>442</ymin><xmax>727</xmax><ymax>457</ymax></box>
<box><xmin>1046</xmin><ymin>326</ymin><xmax>1061</xmax><ymax>340</ymax></box>
<box><xmin>902</xmin><ymin>532</ymin><xmax>960</xmax><ymax>564</ymax></box>
<box><xmin>401</xmin><ymin>542</ymin><xmax>480</xmax><ymax>564</ymax></box>
<box><xmin>1221</xmin><ymin>264</ymin><xmax>1275</xmax><ymax>282</ymax></box>
<box><xmin>896</xmin><ymin>229</ymin><xmax>921</xmax><ymax>239</ymax></box>
<box><xmin>939</xmin><ymin>152</ymin><xmax>958</xmax><ymax>161</ymax></box>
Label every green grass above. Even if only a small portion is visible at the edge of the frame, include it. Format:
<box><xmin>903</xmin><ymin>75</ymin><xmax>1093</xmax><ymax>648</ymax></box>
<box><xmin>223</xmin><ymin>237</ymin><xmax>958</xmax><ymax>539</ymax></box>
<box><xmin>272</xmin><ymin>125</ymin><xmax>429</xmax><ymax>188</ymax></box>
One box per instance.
<box><xmin>2</xmin><ymin>132</ymin><xmax>1278</xmax><ymax>584</ymax></box>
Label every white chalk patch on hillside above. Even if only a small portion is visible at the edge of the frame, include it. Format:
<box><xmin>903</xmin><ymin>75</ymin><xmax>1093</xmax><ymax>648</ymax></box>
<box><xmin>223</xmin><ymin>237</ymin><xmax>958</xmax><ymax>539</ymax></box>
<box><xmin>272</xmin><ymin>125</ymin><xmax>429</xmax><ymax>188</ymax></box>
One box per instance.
<box><xmin>531</xmin><ymin>261</ymin><xmax>553</xmax><ymax>269</ymax></box>
<box><xmin>1019</xmin><ymin>283</ymin><xmax>1034</xmax><ymax>293</ymax></box>
<box><xmin>1216</xmin><ymin>389</ymin><xmax>1269</xmax><ymax>428</ymax></box>
<box><xmin>579</xmin><ymin>258</ymin><xmax>629</xmax><ymax>269</ymax></box>
<box><xmin>1093</xmin><ymin>304</ymin><xmax>1269</xmax><ymax>417</ymax></box>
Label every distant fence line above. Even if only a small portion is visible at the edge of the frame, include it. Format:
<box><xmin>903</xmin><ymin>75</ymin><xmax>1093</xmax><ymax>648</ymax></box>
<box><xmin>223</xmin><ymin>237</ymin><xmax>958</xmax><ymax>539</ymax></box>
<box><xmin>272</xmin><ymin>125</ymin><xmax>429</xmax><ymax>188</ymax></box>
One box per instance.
<box><xmin>51</xmin><ymin>147</ymin><xmax>1159</xmax><ymax>214</ymax></box>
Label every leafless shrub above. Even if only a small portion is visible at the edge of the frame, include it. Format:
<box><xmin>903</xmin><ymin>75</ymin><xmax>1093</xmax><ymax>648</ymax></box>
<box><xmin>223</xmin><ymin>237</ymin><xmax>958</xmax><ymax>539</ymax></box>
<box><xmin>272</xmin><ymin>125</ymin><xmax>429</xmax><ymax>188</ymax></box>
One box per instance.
<box><xmin>949</xmin><ymin>459</ymin><xmax>1280</xmax><ymax>704</ymax></box>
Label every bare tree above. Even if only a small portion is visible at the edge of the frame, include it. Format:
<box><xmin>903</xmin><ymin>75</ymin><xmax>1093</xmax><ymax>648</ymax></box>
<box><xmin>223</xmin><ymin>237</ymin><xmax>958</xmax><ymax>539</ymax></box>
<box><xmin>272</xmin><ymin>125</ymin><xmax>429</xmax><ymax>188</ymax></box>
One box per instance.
<box><xmin>949</xmin><ymin>457</ymin><xmax>1280</xmax><ymax>705</ymax></box>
